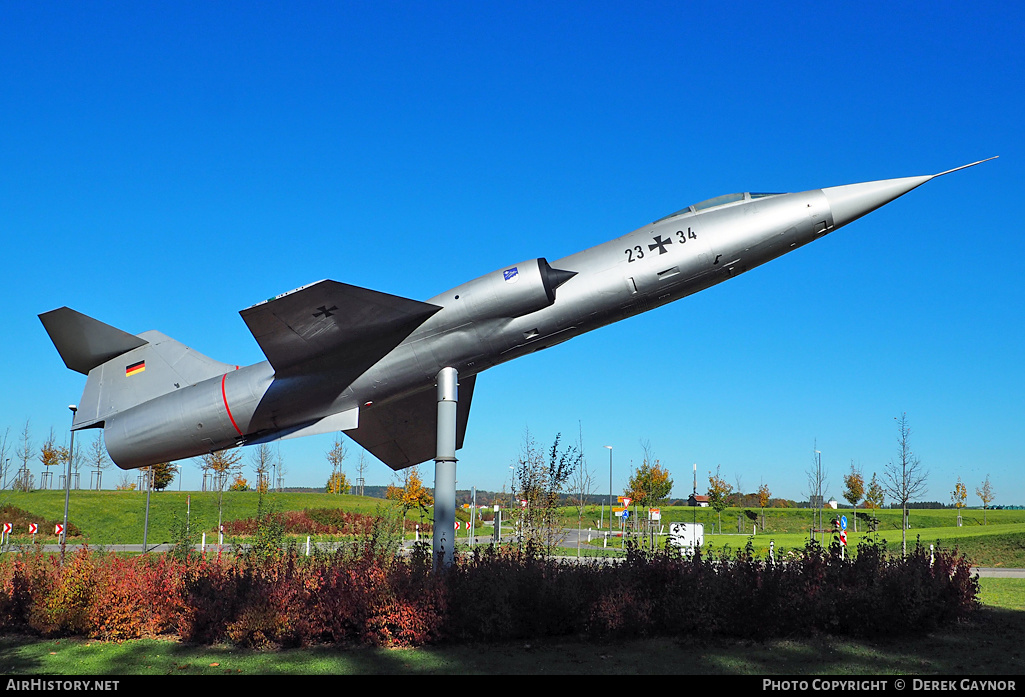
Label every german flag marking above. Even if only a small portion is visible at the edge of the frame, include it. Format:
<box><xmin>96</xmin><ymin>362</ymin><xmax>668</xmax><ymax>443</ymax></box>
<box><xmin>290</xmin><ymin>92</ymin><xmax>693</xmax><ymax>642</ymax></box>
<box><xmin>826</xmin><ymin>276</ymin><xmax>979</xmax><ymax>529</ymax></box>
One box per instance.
<box><xmin>125</xmin><ymin>360</ymin><xmax>146</xmax><ymax>377</ymax></box>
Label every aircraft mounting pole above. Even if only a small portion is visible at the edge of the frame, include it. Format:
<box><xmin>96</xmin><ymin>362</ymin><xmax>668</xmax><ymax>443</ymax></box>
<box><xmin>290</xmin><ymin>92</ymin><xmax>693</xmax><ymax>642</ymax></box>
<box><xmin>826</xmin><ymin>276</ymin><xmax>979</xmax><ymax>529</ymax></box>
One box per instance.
<box><xmin>434</xmin><ymin>367</ymin><xmax>458</xmax><ymax>570</ymax></box>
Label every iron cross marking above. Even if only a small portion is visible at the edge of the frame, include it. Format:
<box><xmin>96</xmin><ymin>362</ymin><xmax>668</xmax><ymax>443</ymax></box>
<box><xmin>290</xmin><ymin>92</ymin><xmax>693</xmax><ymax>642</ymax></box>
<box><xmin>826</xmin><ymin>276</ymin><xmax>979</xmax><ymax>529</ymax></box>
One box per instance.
<box><xmin>648</xmin><ymin>235</ymin><xmax>672</xmax><ymax>255</ymax></box>
<box><xmin>313</xmin><ymin>305</ymin><xmax>338</xmax><ymax>318</ymax></box>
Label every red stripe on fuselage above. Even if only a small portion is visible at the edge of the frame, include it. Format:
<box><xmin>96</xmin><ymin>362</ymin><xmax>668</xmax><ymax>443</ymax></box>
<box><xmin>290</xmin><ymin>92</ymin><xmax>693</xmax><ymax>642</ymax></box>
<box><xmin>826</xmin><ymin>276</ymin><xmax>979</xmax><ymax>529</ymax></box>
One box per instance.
<box><xmin>221</xmin><ymin>373</ymin><xmax>243</xmax><ymax>436</ymax></box>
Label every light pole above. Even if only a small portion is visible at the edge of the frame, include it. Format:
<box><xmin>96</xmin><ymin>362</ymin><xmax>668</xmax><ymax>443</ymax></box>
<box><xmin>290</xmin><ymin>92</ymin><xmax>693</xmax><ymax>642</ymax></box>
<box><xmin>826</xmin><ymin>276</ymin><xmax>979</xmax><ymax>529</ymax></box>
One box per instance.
<box><xmin>693</xmin><ymin>462</ymin><xmax>697</xmax><ymax>532</ymax></box>
<box><xmin>61</xmin><ymin>405</ymin><xmax>77</xmax><ymax>563</ymax></box>
<box><xmin>604</xmin><ymin>446</ymin><xmax>613</xmax><ymax>532</ymax></box>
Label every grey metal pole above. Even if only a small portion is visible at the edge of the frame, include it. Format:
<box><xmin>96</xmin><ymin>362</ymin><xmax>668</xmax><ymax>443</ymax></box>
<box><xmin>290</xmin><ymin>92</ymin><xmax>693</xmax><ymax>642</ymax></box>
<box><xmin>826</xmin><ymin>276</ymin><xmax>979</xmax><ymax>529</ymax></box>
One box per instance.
<box><xmin>61</xmin><ymin>405</ymin><xmax>77</xmax><ymax>564</ymax></box>
<box><xmin>434</xmin><ymin>367</ymin><xmax>458</xmax><ymax>570</ymax></box>
<box><xmin>143</xmin><ymin>467</ymin><xmax>151</xmax><ymax>553</ymax></box>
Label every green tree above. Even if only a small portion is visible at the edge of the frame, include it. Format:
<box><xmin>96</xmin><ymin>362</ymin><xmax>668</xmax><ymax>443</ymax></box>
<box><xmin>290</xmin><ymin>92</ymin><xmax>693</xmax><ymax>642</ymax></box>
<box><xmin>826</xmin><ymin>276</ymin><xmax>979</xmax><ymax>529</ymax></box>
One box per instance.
<box><xmin>625</xmin><ymin>443</ymin><xmax>673</xmax><ymax>507</ymax></box>
<box><xmin>842</xmin><ymin>461</ymin><xmax>865</xmax><ymax>533</ymax></box>
<box><xmin>706</xmin><ymin>465</ymin><xmax>733</xmax><ymax>535</ymax></box>
<box><xmin>144</xmin><ymin>462</ymin><xmax>176</xmax><ymax>491</ymax></box>
<box><xmin>757</xmin><ymin>482</ymin><xmax>771</xmax><ymax>531</ymax></box>
<box><xmin>514</xmin><ymin>430</ymin><xmax>580</xmax><ymax>555</ymax></box>
<box><xmin>863</xmin><ymin>472</ymin><xmax>884</xmax><ymax>531</ymax></box>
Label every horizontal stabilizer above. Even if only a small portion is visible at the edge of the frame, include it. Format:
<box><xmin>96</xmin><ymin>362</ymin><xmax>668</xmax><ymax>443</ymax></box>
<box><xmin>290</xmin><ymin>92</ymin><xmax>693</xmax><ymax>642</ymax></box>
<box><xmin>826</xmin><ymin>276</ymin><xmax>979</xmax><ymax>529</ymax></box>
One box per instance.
<box><xmin>240</xmin><ymin>280</ymin><xmax>441</xmax><ymax>376</ymax></box>
<box><xmin>39</xmin><ymin>307</ymin><xmax>148</xmax><ymax>375</ymax></box>
<box><xmin>247</xmin><ymin>406</ymin><xmax>360</xmax><ymax>444</ymax></box>
<box><xmin>345</xmin><ymin>375</ymin><xmax>476</xmax><ymax>470</ymax></box>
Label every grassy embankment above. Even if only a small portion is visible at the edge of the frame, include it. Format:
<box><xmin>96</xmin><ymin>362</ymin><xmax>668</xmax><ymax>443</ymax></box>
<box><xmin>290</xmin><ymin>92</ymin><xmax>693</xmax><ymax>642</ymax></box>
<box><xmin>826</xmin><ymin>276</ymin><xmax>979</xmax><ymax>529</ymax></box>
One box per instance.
<box><xmin>0</xmin><ymin>489</ymin><xmax>398</xmax><ymax>547</ymax></box>
<box><xmin>2</xmin><ymin>490</ymin><xmax>1023</xmax><ymax>566</ymax></box>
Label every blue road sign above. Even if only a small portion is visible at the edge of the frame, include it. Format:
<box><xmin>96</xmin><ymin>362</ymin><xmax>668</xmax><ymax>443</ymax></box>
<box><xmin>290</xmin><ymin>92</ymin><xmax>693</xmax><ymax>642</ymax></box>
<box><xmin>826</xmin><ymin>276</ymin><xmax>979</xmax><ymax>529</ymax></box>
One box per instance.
<box><xmin>841</xmin><ymin>515</ymin><xmax>848</xmax><ymax>531</ymax></box>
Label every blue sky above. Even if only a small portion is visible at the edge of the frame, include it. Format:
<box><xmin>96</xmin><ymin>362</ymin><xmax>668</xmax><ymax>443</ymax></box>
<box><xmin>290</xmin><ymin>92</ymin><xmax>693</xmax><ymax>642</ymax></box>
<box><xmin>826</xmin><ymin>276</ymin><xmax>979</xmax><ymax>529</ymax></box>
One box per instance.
<box><xmin>2</xmin><ymin>2</ymin><xmax>1022</xmax><ymax>504</ymax></box>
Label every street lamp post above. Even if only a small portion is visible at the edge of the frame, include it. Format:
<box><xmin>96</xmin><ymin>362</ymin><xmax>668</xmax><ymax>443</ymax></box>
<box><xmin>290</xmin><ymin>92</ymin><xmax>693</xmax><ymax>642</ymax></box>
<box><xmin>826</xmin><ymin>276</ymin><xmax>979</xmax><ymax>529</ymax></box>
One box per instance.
<box><xmin>604</xmin><ymin>446</ymin><xmax>613</xmax><ymax>532</ymax></box>
<box><xmin>61</xmin><ymin>405</ymin><xmax>77</xmax><ymax>564</ymax></box>
<box><xmin>693</xmin><ymin>462</ymin><xmax>698</xmax><ymax>532</ymax></box>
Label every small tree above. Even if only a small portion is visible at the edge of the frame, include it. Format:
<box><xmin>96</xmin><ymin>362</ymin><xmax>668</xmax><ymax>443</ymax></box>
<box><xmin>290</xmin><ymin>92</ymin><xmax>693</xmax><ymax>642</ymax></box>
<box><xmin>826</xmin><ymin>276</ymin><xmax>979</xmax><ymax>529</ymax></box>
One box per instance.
<box><xmin>757</xmin><ymin>482</ymin><xmax>771</xmax><ymax>531</ymax></box>
<box><xmin>805</xmin><ymin>443</ymin><xmax>828</xmax><ymax>542</ymax></box>
<box><xmin>883</xmin><ymin>413</ymin><xmax>928</xmax><ymax>555</ymax></box>
<box><xmin>514</xmin><ymin>430</ymin><xmax>580</xmax><ymax>555</ymax></box>
<box><xmin>326</xmin><ymin>435</ymin><xmax>348</xmax><ymax>495</ymax></box>
<box><xmin>707</xmin><ymin>465</ymin><xmax>733</xmax><ymax>535</ymax></box>
<box><xmin>39</xmin><ymin>429</ymin><xmax>62</xmax><ymax>489</ymax></box>
<box><xmin>842</xmin><ymin>461</ymin><xmax>865</xmax><ymax>533</ymax></box>
<box><xmin>198</xmin><ymin>448</ymin><xmax>244</xmax><ymax>537</ymax></box>
<box><xmin>249</xmin><ymin>443</ymin><xmax>277</xmax><ymax>495</ymax></box>
<box><xmin>625</xmin><ymin>442</ymin><xmax>674</xmax><ymax>508</ymax></box>
<box><xmin>951</xmin><ymin>478</ymin><xmax>967</xmax><ymax>509</ymax></box>
<box><xmin>326</xmin><ymin>471</ymin><xmax>350</xmax><ymax>494</ymax></box>
<box><xmin>976</xmin><ymin>474</ymin><xmax>995</xmax><ymax>525</ymax></box>
<box><xmin>86</xmin><ymin>433</ymin><xmax>111</xmax><ymax>489</ymax></box>
<box><xmin>15</xmin><ymin>420</ymin><xmax>34</xmax><ymax>492</ymax></box>
<box><xmin>0</xmin><ymin>427</ymin><xmax>11</xmax><ymax>489</ymax></box>
<box><xmin>229</xmin><ymin>475</ymin><xmax>250</xmax><ymax>491</ymax></box>
<box><xmin>143</xmin><ymin>462</ymin><xmax>176</xmax><ymax>491</ymax></box>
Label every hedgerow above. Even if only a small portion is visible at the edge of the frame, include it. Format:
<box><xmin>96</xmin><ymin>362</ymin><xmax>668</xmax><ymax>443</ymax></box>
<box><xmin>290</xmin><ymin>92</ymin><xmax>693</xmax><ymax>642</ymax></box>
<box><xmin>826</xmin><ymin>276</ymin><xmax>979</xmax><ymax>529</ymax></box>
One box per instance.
<box><xmin>0</xmin><ymin>534</ymin><xmax>977</xmax><ymax>647</ymax></box>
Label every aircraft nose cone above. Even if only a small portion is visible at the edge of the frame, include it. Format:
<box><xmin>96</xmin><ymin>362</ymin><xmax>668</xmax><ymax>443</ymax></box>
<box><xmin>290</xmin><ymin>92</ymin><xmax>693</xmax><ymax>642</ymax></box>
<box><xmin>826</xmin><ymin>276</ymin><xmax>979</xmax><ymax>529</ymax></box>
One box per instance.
<box><xmin>821</xmin><ymin>175</ymin><xmax>932</xmax><ymax>229</ymax></box>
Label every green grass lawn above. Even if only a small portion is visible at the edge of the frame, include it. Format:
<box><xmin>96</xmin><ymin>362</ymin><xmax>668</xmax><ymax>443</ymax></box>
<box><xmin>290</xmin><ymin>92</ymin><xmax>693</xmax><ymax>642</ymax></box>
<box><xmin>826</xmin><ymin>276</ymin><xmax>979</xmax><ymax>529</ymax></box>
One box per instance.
<box><xmin>0</xmin><ymin>490</ymin><xmax>401</xmax><ymax>546</ymax></box>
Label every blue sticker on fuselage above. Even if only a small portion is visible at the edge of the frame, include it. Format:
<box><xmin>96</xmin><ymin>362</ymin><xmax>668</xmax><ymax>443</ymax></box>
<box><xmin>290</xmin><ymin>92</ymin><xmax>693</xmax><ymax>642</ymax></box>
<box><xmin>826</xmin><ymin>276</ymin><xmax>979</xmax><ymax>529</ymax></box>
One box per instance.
<box><xmin>503</xmin><ymin>267</ymin><xmax>519</xmax><ymax>283</ymax></box>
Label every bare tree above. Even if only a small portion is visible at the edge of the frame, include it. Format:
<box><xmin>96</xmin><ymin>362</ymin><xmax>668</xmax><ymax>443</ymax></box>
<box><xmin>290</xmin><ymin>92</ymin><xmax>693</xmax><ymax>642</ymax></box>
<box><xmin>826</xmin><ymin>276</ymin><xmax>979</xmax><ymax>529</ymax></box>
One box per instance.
<box><xmin>248</xmin><ymin>443</ymin><xmax>277</xmax><ymax>494</ymax></box>
<box><xmin>86</xmin><ymin>433</ymin><xmax>112</xmax><ymax>490</ymax></box>
<box><xmin>0</xmin><ymin>427</ymin><xmax>12</xmax><ymax>489</ymax></box>
<box><xmin>355</xmin><ymin>449</ymin><xmax>368</xmax><ymax>496</ymax></box>
<box><xmin>15</xmin><ymin>420</ymin><xmax>34</xmax><ymax>492</ymax></box>
<box><xmin>197</xmin><ymin>448</ymin><xmax>244</xmax><ymax>538</ymax></box>
<box><xmin>883</xmin><ymin>413</ymin><xmax>928</xmax><ymax>555</ymax></box>
<box><xmin>569</xmin><ymin>426</ymin><xmax>595</xmax><ymax>556</ymax></box>
<box><xmin>976</xmin><ymin>474</ymin><xmax>995</xmax><ymax>525</ymax></box>
<box><xmin>805</xmin><ymin>441</ymin><xmax>828</xmax><ymax>543</ymax></box>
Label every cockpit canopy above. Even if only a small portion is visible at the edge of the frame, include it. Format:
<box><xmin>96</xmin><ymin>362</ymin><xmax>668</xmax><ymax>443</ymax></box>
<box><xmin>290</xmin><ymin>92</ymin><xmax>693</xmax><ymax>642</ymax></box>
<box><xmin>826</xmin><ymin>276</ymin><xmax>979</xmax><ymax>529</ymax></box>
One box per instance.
<box><xmin>655</xmin><ymin>192</ymin><xmax>782</xmax><ymax>223</ymax></box>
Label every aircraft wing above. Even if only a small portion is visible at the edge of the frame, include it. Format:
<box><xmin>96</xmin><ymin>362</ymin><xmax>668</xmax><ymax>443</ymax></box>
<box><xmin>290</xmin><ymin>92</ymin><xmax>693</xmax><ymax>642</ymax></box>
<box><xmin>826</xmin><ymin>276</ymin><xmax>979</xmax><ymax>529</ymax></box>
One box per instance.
<box><xmin>344</xmin><ymin>375</ymin><xmax>476</xmax><ymax>470</ymax></box>
<box><xmin>240</xmin><ymin>280</ymin><xmax>441</xmax><ymax>376</ymax></box>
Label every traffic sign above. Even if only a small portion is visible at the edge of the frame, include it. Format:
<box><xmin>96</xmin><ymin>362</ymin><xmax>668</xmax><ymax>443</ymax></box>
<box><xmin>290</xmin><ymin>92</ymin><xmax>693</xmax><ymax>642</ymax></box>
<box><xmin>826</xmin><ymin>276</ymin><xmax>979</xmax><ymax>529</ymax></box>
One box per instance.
<box><xmin>840</xmin><ymin>515</ymin><xmax>848</xmax><ymax>531</ymax></box>
<box><xmin>840</xmin><ymin>529</ymin><xmax>848</xmax><ymax>546</ymax></box>
<box><xmin>649</xmin><ymin>508</ymin><xmax>661</xmax><ymax>521</ymax></box>
<box><xmin>55</xmin><ymin>523</ymin><xmax>64</xmax><ymax>536</ymax></box>
<box><xmin>2</xmin><ymin>522</ymin><xmax>10</xmax><ymax>534</ymax></box>
<box><xmin>28</xmin><ymin>523</ymin><xmax>37</xmax><ymax>534</ymax></box>
<box><xmin>454</xmin><ymin>521</ymin><xmax>461</xmax><ymax>531</ymax></box>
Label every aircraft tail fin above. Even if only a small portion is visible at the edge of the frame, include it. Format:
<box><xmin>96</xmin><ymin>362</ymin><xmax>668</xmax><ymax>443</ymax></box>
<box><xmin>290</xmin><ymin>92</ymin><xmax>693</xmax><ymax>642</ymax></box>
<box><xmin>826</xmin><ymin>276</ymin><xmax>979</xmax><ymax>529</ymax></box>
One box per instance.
<box><xmin>39</xmin><ymin>308</ymin><xmax>236</xmax><ymax>429</ymax></box>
